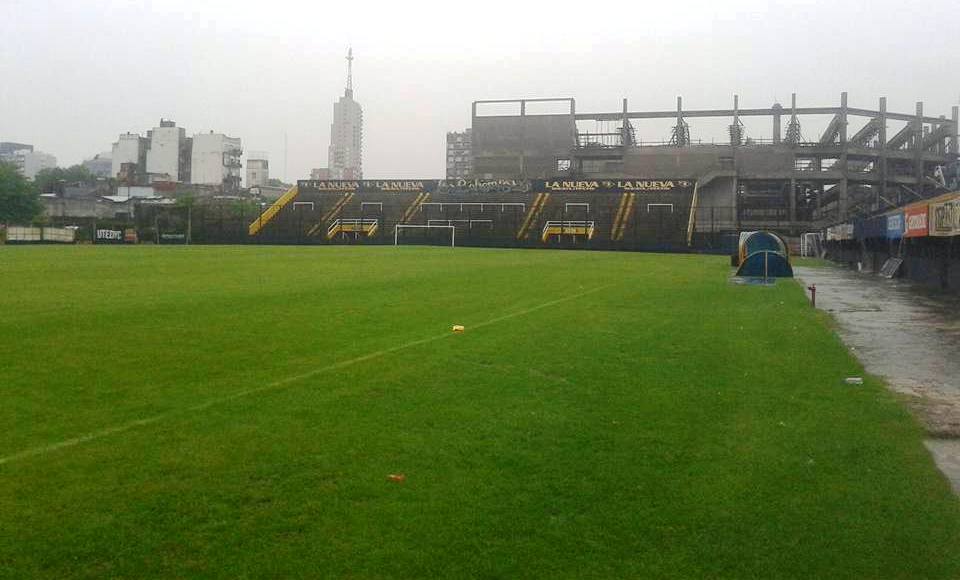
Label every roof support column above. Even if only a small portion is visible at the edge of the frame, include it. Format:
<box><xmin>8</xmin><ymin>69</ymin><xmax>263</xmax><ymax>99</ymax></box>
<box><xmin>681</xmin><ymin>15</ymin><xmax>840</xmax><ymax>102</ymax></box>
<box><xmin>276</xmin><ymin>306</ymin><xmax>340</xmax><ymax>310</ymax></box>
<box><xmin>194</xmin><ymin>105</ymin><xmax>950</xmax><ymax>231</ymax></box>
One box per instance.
<box><xmin>773</xmin><ymin>104</ymin><xmax>782</xmax><ymax>144</ymax></box>
<box><xmin>951</xmin><ymin>105</ymin><xmax>959</xmax><ymax>156</ymax></box>
<box><xmin>914</xmin><ymin>102</ymin><xmax>924</xmax><ymax>189</ymax></box>
<box><xmin>878</xmin><ymin>97</ymin><xmax>887</xmax><ymax>208</ymax></box>
<box><xmin>839</xmin><ymin>92</ymin><xmax>849</xmax><ymax>217</ymax></box>
<box><xmin>789</xmin><ymin>177</ymin><xmax>797</xmax><ymax>224</ymax></box>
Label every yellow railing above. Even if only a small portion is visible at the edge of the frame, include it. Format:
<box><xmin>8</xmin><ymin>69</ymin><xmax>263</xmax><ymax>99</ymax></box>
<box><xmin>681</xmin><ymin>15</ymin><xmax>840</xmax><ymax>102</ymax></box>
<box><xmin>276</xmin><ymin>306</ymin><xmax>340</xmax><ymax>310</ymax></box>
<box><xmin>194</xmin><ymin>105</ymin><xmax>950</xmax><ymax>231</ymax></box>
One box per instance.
<box><xmin>541</xmin><ymin>221</ymin><xmax>595</xmax><ymax>242</ymax></box>
<box><xmin>327</xmin><ymin>219</ymin><xmax>379</xmax><ymax>239</ymax></box>
<box><xmin>248</xmin><ymin>185</ymin><xmax>299</xmax><ymax>236</ymax></box>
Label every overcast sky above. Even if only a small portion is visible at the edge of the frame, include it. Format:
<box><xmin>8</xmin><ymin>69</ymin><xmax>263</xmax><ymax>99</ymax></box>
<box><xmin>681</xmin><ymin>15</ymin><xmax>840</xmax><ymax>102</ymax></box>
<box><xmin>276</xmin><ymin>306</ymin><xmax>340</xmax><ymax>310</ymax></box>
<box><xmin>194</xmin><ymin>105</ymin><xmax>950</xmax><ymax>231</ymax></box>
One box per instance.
<box><xmin>2</xmin><ymin>0</ymin><xmax>958</xmax><ymax>180</ymax></box>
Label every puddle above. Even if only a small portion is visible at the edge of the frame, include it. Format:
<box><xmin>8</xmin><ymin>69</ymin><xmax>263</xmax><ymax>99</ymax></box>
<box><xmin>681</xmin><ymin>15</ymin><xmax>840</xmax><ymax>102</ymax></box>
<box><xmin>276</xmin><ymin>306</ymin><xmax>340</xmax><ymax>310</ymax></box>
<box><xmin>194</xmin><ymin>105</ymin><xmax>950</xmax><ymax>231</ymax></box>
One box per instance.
<box><xmin>795</xmin><ymin>266</ymin><xmax>960</xmax><ymax>494</ymax></box>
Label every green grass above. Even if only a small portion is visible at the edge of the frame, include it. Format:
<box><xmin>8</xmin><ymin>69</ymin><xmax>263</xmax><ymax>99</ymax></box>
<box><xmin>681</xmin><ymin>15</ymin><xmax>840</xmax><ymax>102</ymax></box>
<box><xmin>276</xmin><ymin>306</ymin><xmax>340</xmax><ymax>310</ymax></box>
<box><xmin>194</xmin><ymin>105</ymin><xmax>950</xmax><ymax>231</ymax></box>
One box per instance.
<box><xmin>1</xmin><ymin>245</ymin><xmax>958</xmax><ymax>579</ymax></box>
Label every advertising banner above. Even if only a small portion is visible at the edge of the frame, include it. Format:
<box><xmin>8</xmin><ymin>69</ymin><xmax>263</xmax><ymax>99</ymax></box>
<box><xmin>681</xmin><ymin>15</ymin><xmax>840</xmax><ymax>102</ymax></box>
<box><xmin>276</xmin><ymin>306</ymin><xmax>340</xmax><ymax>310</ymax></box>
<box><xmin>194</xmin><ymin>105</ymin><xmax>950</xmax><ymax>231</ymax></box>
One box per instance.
<box><xmin>886</xmin><ymin>211</ymin><xmax>904</xmax><ymax>239</ymax></box>
<box><xmin>903</xmin><ymin>204</ymin><xmax>929</xmax><ymax>238</ymax></box>
<box><xmin>929</xmin><ymin>194</ymin><xmax>960</xmax><ymax>237</ymax></box>
<box><xmin>159</xmin><ymin>232</ymin><xmax>187</xmax><ymax>244</ymax></box>
<box><xmin>826</xmin><ymin>223</ymin><xmax>854</xmax><ymax>241</ymax></box>
<box><xmin>95</xmin><ymin>229</ymin><xmax>124</xmax><ymax>243</ymax></box>
<box><xmin>296</xmin><ymin>179</ymin><xmax>695</xmax><ymax>195</ymax></box>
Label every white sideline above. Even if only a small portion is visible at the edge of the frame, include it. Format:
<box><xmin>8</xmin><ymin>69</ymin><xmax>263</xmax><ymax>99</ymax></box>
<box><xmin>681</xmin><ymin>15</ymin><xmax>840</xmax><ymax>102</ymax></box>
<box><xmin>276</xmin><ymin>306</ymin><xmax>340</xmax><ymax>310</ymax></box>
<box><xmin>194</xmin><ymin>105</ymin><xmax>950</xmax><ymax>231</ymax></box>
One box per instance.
<box><xmin>0</xmin><ymin>285</ymin><xmax>611</xmax><ymax>466</ymax></box>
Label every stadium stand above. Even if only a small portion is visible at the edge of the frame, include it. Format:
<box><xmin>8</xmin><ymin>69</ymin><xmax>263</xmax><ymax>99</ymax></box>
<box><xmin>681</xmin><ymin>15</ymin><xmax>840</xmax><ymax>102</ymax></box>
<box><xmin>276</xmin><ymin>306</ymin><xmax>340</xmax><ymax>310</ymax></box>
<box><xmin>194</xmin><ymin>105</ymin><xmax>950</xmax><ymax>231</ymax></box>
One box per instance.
<box><xmin>247</xmin><ymin>179</ymin><xmax>697</xmax><ymax>250</ymax></box>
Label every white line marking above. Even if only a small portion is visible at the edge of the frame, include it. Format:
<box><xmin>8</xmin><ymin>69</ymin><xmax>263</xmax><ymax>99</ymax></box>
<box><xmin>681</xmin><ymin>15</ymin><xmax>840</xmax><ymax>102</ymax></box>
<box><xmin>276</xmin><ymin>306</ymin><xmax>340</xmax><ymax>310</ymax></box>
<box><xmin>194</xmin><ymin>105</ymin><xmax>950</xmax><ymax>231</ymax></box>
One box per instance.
<box><xmin>0</xmin><ymin>285</ymin><xmax>611</xmax><ymax>466</ymax></box>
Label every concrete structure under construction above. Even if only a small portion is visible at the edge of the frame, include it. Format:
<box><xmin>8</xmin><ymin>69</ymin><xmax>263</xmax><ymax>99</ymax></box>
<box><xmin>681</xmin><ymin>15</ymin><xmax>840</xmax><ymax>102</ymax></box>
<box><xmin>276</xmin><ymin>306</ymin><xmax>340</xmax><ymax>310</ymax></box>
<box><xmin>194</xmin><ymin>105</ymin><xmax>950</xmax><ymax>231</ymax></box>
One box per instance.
<box><xmin>191</xmin><ymin>132</ymin><xmax>242</xmax><ymax>191</ymax></box>
<box><xmin>471</xmin><ymin>95</ymin><xmax>960</xmax><ymax>232</ymax></box>
<box><xmin>327</xmin><ymin>48</ymin><xmax>363</xmax><ymax>180</ymax></box>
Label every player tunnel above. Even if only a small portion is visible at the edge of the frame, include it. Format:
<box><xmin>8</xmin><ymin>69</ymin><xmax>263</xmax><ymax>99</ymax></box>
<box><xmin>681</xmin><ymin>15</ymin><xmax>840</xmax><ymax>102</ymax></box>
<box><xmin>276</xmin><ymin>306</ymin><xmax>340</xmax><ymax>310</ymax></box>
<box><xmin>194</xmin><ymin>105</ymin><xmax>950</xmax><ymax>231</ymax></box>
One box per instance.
<box><xmin>734</xmin><ymin>230</ymin><xmax>793</xmax><ymax>278</ymax></box>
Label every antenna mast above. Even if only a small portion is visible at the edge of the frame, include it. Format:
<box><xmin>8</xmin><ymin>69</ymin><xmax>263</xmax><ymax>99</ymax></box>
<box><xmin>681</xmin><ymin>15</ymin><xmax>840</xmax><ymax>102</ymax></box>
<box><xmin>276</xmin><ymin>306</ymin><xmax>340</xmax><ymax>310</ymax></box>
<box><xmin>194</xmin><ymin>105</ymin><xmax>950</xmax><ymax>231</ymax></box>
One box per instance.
<box><xmin>345</xmin><ymin>47</ymin><xmax>354</xmax><ymax>97</ymax></box>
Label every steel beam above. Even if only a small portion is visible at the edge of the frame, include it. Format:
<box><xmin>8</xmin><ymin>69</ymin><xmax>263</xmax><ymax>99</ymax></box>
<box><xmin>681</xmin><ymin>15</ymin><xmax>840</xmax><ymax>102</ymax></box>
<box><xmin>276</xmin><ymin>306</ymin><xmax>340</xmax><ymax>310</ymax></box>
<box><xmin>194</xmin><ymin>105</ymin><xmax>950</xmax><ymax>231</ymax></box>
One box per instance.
<box><xmin>575</xmin><ymin>107</ymin><xmax>945</xmax><ymax>123</ymax></box>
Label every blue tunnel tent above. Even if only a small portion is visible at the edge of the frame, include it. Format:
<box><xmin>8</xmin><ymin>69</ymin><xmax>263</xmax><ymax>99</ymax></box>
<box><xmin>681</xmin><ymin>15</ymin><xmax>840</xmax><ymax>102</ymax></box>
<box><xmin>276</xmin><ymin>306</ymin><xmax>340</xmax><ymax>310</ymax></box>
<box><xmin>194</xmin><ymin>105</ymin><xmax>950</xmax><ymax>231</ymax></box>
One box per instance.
<box><xmin>735</xmin><ymin>231</ymin><xmax>794</xmax><ymax>278</ymax></box>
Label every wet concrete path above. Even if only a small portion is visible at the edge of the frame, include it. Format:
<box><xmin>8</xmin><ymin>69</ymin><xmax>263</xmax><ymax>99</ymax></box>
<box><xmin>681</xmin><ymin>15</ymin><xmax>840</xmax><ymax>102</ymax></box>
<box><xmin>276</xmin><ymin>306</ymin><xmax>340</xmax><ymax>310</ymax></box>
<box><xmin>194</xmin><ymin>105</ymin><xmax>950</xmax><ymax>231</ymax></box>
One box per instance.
<box><xmin>795</xmin><ymin>266</ymin><xmax>960</xmax><ymax>493</ymax></box>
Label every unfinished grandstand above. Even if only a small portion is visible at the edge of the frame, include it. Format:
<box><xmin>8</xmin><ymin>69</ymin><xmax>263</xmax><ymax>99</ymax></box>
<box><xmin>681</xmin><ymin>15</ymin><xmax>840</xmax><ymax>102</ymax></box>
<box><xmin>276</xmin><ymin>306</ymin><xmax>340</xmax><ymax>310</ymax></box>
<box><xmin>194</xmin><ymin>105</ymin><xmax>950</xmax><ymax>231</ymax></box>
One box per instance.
<box><xmin>243</xmin><ymin>93</ymin><xmax>957</xmax><ymax>253</ymax></box>
<box><xmin>471</xmin><ymin>95</ymin><xmax>959</xmax><ymax>234</ymax></box>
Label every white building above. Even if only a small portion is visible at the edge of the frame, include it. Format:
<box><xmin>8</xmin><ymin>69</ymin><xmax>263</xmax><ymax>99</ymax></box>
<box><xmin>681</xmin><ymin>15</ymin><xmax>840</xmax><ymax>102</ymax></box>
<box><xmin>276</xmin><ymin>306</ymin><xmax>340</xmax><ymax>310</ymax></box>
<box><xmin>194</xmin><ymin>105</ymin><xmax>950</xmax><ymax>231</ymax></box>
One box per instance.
<box><xmin>15</xmin><ymin>150</ymin><xmax>57</xmax><ymax>180</ymax></box>
<box><xmin>191</xmin><ymin>131</ymin><xmax>242</xmax><ymax>190</ymax></box>
<box><xmin>111</xmin><ymin>133</ymin><xmax>143</xmax><ymax>178</ymax></box>
<box><xmin>328</xmin><ymin>48</ymin><xmax>363</xmax><ymax>180</ymax></box>
<box><xmin>146</xmin><ymin>119</ymin><xmax>186</xmax><ymax>181</ymax></box>
<box><xmin>246</xmin><ymin>152</ymin><xmax>269</xmax><ymax>188</ymax></box>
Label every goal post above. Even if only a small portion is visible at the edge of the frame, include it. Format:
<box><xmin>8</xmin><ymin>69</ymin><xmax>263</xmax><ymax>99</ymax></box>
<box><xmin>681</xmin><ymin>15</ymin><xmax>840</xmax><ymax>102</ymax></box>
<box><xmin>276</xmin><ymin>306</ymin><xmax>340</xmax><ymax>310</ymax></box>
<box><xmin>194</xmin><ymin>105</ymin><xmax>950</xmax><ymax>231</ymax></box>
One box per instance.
<box><xmin>394</xmin><ymin>224</ymin><xmax>456</xmax><ymax>247</ymax></box>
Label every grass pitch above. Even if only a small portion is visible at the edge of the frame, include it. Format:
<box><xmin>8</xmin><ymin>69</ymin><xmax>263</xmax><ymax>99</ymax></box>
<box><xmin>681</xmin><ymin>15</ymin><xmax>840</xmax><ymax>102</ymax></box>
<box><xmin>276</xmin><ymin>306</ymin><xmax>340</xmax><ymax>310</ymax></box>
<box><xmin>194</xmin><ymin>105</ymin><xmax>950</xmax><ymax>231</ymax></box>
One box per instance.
<box><xmin>1</xmin><ymin>245</ymin><xmax>959</xmax><ymax>578</ymax></box>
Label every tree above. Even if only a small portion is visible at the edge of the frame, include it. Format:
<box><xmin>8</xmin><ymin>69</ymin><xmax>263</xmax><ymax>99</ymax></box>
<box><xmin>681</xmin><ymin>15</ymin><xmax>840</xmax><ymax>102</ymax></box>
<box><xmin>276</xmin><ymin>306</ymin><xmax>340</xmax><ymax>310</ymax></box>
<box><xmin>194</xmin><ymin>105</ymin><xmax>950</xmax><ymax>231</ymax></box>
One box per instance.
<box><xmin>175</xmin><ymin>193</ymin><xmax>197</xmax><ymax>245</ymax></box>
<box><xmin>34</xmin><ymin>165</ymin><xmax>96</xmax><ymax>193</ymax></box>
<box><xmin>266</xmin><ymin>178</ymin><xmax>292</xmax><ymax>188</ymax></box>
<box><xmin>0</xmin><ymin>161</ymin><xmax>43</xmax><ymax>225</ymax></box>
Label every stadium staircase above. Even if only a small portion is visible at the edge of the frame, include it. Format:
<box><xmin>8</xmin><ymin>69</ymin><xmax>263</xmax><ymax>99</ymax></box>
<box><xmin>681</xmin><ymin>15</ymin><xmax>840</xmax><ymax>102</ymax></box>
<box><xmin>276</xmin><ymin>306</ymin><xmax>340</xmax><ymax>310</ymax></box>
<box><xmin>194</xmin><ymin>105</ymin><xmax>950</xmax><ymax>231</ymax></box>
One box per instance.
<box><xmin>400</xmin><ymin>192</ymin><xmax>431</xmax><ymax>223</ymax></box>
<box><xmin>248</xmin><ymin>185</ymin><xmax>299</xmax><ymax>236</ymax></box>
<box><xmin>516</xmin><ymin>193</ymin><xmax>550</xmax><ymax>240</ymax></box>
<box><xmin>307</xmin><ymin>193</ymin><xmax>355</xmax><ymax>237</ymax></box>
<box><xmin>610</xmin><ymin>192</ymin><xmax>636</xmax><ymax>241</ymax></box>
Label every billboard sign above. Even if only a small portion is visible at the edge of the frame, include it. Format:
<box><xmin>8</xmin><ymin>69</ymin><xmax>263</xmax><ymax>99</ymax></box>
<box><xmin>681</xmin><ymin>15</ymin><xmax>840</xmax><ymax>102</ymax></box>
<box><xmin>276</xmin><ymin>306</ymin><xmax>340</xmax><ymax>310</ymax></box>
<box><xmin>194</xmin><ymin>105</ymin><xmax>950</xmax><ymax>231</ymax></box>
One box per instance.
<box><xmin>903</xmin><ymin>204</ymin><xmax>929</xmax><ymax>237</ymax></box>
<box><xmin>826</xmin><ymin>223</ymin><xmax>854</xmax><ymax>241</ymax></box>
<box><xmin>296</xmin><ymin>179</ymin><xmax>695</xmax><ymax>195</ymax></box>
<box><xmin>929</xmin><ymin>194</ymin><xmax>960</xmax><ymax>237</ymax></box>
<box><xmin>159</xmin><ymin>232</ymin><xmax>187</xmax><ymax>244</ymax></box>
<box><xmin>95</xmin><ymin>229</ymin><xmax>124</xmax><ymax>243</ymax></box>
<box><xmin>885</xmin><ymin>211</ymin><xmax>904</xmax><ymax>239</ymax></box>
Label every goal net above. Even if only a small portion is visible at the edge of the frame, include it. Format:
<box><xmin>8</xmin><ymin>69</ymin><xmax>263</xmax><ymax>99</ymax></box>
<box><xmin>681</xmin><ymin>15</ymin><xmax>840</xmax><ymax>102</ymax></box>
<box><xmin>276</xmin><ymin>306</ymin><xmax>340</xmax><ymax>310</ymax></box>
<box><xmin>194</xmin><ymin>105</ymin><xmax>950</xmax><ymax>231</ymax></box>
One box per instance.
<box><xmin>394</xmin><ymin>224</ymin><xmax>456</xmax><ymax>247</ymax></box>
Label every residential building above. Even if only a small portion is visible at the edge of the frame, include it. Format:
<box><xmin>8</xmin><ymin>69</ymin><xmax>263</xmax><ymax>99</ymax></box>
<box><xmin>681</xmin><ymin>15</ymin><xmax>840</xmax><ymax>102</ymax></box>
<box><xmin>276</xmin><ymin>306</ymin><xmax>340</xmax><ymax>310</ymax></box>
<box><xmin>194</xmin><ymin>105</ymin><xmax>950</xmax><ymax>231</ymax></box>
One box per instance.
<box><xmin>0</xmin><ymin>142</ymin><xmax>32</xmax><ymax>159</ymax></box>
<box><xmin>446</xmin><ymin>129</ymin><xmax>472</xmax><ymax>179</ymax></box>
<box><xmin>310</xmin><ymin>168</ymin><xmax>331</xmax><ymax>180</ymax></box>
<box><xmin>328</xmin><ymin>48</ymin><xmax>363</xmax><ymax>180</ymax></box>
<box><xmin>191</xmin><ymin>131</ymin><xmax>242</xmax><ymax>191</ymax></box>
<box><xmin>146</xmin><ymin>119</ymin><xmax>190</xmax><ymax>182</ymax></box>
<box><xmin>13</xmin><ymin>149</ymin><xmax>57</xmax><ymax>180</ymax></box>
<box><xmin>246</xmin><ymin>152</ymin><xmax>269</xmax><ymax>188</ymax></box>
<box><xmin>0</xmin><ymin>143</ymin><xmax>54</xmax><ymax>180</ymax></box>
<box><xmin>111</xmin><ymin>133</ymin><xmax>147</xmax><ymax>180</ymax></box>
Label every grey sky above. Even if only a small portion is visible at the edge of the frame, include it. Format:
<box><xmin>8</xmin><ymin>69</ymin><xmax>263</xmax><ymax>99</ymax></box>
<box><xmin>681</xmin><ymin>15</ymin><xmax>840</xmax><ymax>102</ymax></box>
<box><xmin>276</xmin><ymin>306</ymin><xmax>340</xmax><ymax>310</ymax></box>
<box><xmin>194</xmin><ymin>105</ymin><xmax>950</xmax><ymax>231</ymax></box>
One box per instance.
<box><xmin>2</xmin><ymin>0</ymin><xmax>957</xmax><ymax>180</ymax></box>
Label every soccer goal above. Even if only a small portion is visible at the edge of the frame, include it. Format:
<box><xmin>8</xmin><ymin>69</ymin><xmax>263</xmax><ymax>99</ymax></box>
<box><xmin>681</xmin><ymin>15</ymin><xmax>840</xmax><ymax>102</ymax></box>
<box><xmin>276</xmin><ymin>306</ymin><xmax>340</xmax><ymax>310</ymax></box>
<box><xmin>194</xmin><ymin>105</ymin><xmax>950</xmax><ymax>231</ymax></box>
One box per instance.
<box><xmin>394</xmin><ymin>224</ymin><xmax>456</xmax><ymax>247</ymax></box>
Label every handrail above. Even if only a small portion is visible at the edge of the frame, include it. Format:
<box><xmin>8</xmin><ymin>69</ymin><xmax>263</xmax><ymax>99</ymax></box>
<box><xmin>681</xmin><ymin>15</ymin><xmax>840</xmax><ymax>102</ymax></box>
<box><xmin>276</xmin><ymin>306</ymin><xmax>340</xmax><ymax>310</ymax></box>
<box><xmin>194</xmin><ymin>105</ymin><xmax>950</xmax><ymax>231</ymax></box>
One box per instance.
<box><xmin>248</xmin><ymin>185</ymin><xmax>299</xmax><ymax>236</ymax></box>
